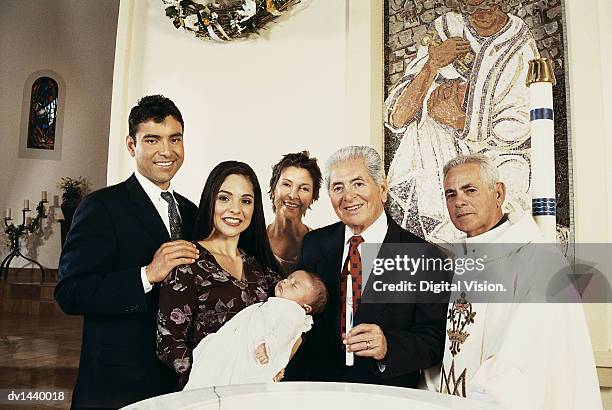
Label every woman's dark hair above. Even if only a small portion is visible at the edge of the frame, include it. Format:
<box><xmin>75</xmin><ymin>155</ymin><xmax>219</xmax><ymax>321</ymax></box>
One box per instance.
<box><xmin>268</xmin><ymin>151</ymin><xmax>322</xmax><ymax>212</ymax></box>
<box><xmin>195</xmin><ymin>161</ymin><xmax>280</xmax><ymax>273</ymax></box>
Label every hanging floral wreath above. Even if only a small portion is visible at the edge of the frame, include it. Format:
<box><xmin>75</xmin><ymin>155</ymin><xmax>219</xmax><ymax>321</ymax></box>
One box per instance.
<box><xmin>162</xmin><ymin>0</ymin><xmax>302</xmax><ymax>42</ymax></box>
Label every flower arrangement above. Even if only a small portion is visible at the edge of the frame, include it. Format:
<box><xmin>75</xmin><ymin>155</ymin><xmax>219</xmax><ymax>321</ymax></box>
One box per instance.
<box><xmin>162</xmin><ymin>0</ymin><xmax>302</xmax><ymax>42</ymax></box>
<box><xmin>57</xmin><ymin>176</ymin><xmax>90</xmax><ymax>198</ymax></box>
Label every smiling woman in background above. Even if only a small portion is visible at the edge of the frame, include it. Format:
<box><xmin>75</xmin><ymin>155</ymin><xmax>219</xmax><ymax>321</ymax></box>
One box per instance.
<box><xmin>267</xmin><ymin>152</ymin><xmax>322</xmax><ymax>275</ymax></box>
<box><xmin>156</xmin><ymin>161</ymin><xmax>281</xmax><ymax>389</ymax></box>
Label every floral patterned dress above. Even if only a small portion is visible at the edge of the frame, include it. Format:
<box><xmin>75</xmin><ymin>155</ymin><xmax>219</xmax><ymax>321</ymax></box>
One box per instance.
<box><xmin>156</xmin><ymin>242</ymin><xmax>281</xmax><ymax>388</ymax></box>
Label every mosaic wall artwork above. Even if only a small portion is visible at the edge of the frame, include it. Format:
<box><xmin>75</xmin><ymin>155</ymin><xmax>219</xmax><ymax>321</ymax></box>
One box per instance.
<box><xmin>383</xmin><ymin>0</ymin><xmax>571</xmax><ymax>242</ymax></box>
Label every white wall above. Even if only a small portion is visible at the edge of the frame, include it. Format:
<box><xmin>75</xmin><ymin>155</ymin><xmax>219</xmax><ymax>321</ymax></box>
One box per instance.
<box><xmin>565</xmin><ymin>0</ymin><xmax>612</xmax><ymax>355</ymax></box>
<box><xmin>107</xmin><ymin>0</ymin><xmax>383</xmax><ymax>229</ymax></box>
<box><xmin>601</xmin><ymin>0</ymin><xmax>612</xmax><ymax>366</ymax></box>
<box><xmin>0</xmin><ymin>0</ymin><xmax>119</xmax><ymax>269</ymax></box>
<box><xmin>565</xmin><ymin>0</ymin><xmax>612</xmax><ymax>403</ymax></box>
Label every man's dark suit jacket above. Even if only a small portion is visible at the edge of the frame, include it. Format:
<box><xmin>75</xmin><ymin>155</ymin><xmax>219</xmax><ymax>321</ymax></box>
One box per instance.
<box><xmin>55</xmin><ymin>174</ymin><xmax>198</xmax><ymax>410</ymax></box>
<box><xmin>285</xmin><ymin>215</ymin><xmax>447</xmax><ymax>387</ymax></box>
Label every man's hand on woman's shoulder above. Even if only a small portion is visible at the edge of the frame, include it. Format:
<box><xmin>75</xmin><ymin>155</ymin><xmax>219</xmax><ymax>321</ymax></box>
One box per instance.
<box><xmin>146</xmin><ymin>240</ymin><xmax>199</xmax><ymax>283</ymax></box>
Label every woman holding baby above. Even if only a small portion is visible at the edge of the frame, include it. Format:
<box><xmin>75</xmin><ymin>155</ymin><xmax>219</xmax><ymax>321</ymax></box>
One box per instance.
<box><xmin>156</xmin><ymin>161</ymin><xmax>283</xmax><ymax>389</ymax></box>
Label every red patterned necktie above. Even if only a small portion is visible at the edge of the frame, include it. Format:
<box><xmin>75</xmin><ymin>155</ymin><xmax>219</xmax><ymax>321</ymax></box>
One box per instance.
<box><xmin>340</xmin><ymin>235</ymin><xmax>364</xmax><ymax>339</ymax></box>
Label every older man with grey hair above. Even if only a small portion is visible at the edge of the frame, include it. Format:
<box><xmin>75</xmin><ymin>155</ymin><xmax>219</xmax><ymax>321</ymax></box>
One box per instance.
<box><xmin>443</xmin><ymin>153</ymin><xmax>507</xmax><ymax>237</ymax></box>
<box><xmin>285</xmin><ymin>145</ymin><xmax>447</xmax><ymax>387</ymax></box>
<box><xmin>436</xmin><ymin>153</ymin><xmax>602</xmax><ymax>409</ymax></box>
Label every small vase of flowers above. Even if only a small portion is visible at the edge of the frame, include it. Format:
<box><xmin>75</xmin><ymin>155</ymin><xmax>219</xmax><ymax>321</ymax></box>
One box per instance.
<box><xmin>57</xmin><ymin>176</ymin><xmax>90</xmax><ymax>221</ymax></box>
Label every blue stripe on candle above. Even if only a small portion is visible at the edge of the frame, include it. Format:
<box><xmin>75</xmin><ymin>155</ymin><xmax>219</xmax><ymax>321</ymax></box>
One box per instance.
<box><xmin>532</xmin><ymin>198</ymin><xmax>556</xmax><ymax>216</ymax></box>
<box><xmin>530</xmin><ymin>108</ymin><xmax>554</xmax><ymax>121</ymax></box>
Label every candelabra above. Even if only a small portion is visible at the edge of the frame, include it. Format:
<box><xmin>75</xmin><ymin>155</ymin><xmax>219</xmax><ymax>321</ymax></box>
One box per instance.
<box><xmin>2</xmin><ymin>198</ymin><xmax>48</xmax><ymax>281</ymax></box>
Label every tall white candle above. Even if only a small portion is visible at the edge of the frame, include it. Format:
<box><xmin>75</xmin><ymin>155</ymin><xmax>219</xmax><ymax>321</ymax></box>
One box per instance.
<box><xmin>42</xmin><ymin>191</ymin><xmax>47</xmax><ymax>201</ymax></box>
<box><xmin>345</xmin><ymin>273</ymin><xmax>354</xmax><ymax>366</ymax></box>
<box><xmin>527</xmin><ymin>58</ymin><xmax>557</xmax><ymax>243</ymax></box>
<box><xmin>24</xmin><ymin>199</ymin><xmax>29</xmax><ymax>210</ymax></box>
<box><xmin>5</xmin><ymin>208</ymin><xmax>11</xmax><ymax>219</ymax></box>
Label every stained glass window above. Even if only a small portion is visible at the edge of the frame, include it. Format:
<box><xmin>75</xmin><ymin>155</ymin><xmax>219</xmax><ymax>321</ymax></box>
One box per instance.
<box><xmin>27</xmin><ymin>77</ymin><xmax>59</xmax><ymax>150</ymax></box>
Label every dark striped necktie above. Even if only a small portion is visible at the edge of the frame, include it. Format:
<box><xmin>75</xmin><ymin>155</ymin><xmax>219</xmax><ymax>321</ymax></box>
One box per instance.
<box><xmin>160</xmin><ymin>191</ymin><xmax>181</xmax><ymax>240</ymax></box>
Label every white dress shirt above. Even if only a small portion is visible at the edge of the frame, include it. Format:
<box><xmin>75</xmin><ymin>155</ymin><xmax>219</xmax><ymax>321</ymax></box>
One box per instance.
<box><xmin>134</xmin><ymin>171</ymin><xmax>181</xmax><ymax>293</ymax></box>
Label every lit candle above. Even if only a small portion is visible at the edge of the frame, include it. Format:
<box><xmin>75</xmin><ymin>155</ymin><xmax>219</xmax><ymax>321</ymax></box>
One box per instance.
<box><xmin>42</xmin><ymin>191</ymin><xmax>47</xmax><ymax>201</ymax></box>
<box><xmin>345</xmin><ymin>273</ymin><xmax>354</xmax><ymax>366</ymax></box>
<box><xmin>5</xmin><ymin>208</ymin><xmax>10</xmax><ymax>219</ymax></box>
<box><xmin>24</xmin><ymin>199</ymin><xmax>29</xmax><ymax>210</ymax></box>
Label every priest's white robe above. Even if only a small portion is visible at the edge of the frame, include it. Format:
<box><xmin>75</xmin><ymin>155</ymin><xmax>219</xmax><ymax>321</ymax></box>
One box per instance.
<box><xmin>429</xmin><ymin>212</ymin><xmax>602</xmax><ymax>409</ymax></box>
<box><xmin>184</xmin><ymin>297</ymin><xmax>312</xmax><ymax>390</ymax></box>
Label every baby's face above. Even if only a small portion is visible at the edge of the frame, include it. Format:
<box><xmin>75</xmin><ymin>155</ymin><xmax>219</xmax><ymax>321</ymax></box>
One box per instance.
<box><xmin>274</xmin><ymin>270</ymin><xmax>315</xmax><ymax>306</ymax></box>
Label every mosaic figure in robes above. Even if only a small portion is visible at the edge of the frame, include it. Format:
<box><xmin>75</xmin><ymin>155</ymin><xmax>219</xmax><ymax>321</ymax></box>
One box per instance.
<box><xmin>385</xmin><ymin>0</ymin><xmax>539</xmax><ymax>242</ymax></box>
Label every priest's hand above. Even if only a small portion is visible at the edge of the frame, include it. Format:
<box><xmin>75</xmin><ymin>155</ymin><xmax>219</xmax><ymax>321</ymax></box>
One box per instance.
<box><xmin>343</xmin><ymin>323</ymin><xmax>387</xmax><ymax>361</ymax></box>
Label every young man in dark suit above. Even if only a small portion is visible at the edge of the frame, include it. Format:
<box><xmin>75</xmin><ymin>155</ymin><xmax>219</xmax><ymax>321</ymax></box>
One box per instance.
<box><xmin>55</xmin><ymin>95</ymin><xmax>199</xmax><ymax>409</ymax></box>
<box><xmin>285</xmin><ymin>145</ymin><xmax>447</xmax><ymax>387</ymax></box>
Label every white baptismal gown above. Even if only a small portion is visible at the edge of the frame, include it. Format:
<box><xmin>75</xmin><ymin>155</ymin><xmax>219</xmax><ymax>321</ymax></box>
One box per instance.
<box><xmin>184</xmin><ymin>297</ymin><xmax>313</xmax><ymax>390</ymax></box>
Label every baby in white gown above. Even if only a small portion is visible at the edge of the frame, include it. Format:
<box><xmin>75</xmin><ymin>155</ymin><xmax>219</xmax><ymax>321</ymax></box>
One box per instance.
<box><xmin>184</xmin><ymin>270</ymin><xmax>327</xmax><ymax>390</ymax></box>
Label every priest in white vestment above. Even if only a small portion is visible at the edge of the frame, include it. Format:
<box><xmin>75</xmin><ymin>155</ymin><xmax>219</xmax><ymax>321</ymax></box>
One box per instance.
<box><xmin>385</xmin><ymin>1</ymin><xmax>538</xmax><ymax>242</ymax></box>
<box><xmin>430</xmin><ymin>154</ymin><xmax>602</xmax><ymax>409</ymax></box>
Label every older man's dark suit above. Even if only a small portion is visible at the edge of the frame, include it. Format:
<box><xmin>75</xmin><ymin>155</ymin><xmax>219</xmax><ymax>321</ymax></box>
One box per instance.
<box><xmin>286</xmin><ymin>215</ymin><xmax>447</xmax><ymax>387</ymax></box>
<box><xmin>55</xmin><ymin>174</ymin><xmax>197</xmax><ymax>409</ymax></box>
